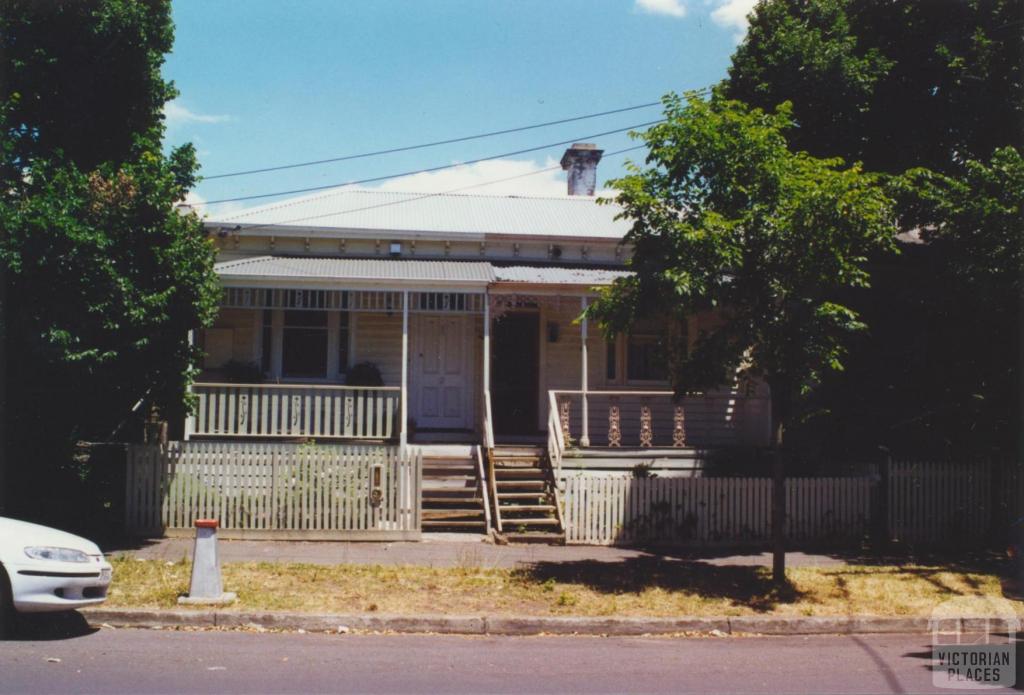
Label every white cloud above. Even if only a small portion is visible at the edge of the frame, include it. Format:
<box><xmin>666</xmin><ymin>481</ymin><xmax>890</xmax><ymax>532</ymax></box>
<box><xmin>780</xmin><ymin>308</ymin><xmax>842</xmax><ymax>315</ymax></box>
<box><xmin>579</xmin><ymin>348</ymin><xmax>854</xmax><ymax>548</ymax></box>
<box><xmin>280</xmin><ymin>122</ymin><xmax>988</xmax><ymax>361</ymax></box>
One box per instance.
<box><xmin>710</xmin><ymin>0</ymin><xmax>758</xmax><ymax>41</ymax></box>
<box><xmin>635</xmin><ymin>0</ymin><xmax>687</xmax><ymax>18</ymax></box>
<box><xmin>164</xmin><ymin>100</ymin><xmax>232</xmax><ymax>127</ymax></box>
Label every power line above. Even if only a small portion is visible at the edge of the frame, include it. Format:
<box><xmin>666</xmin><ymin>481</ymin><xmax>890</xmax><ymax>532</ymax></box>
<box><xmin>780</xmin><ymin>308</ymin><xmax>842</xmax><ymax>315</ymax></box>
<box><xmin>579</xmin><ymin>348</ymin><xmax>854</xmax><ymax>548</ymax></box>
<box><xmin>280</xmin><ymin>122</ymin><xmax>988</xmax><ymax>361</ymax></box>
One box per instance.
<box><xmin>198</xmin><ymin>120</ymin><xmax>664</xmax><ymax>206</ymax></box>
<box><xmin>203</xmin><ymin>98</ymin><xmax>699</xmax><ymax>180</ymax></box>
<box><xmin>209</xmin><ymin>144</ymin><xmax>646</xmax><ymax>233</ymax></box>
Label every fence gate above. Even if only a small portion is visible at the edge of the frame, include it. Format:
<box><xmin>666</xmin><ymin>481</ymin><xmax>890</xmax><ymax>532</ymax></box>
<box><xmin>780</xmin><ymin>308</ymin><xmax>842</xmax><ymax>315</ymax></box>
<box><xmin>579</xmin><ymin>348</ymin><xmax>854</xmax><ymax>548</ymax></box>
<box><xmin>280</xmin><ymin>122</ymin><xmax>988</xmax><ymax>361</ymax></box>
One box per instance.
<box><xmin>125</xmin><ymin>442</ymin><xmax>422</xmax><ymax>540</ymax></box>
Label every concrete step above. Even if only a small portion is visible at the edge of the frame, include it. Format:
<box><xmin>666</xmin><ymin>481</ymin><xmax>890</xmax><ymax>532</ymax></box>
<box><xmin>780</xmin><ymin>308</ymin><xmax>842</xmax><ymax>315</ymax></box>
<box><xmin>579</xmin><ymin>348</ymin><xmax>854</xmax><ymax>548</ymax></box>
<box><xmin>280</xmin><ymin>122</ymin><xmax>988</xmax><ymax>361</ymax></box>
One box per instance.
<box><xmin>422</xmin><ymin>520</ymin><xmax>487</xmax><ymax>529</ymax></box>
<box><xmin>500</xmin><ymin>531</ymin><xmax>566</xmax><ymax>545</ymax></box>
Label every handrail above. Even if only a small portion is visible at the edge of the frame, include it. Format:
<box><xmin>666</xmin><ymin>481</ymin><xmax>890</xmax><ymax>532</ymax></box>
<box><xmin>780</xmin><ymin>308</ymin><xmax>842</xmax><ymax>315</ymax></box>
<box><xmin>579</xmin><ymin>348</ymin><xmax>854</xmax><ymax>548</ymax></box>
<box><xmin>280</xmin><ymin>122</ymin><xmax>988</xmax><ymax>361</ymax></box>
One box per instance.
<box><xmin>482</xmin><ymin>390</ymin><xmax>495</xmax><ymax>450</ymax></box>
<box><xmin>547</xmin><ymin>390</ymin><xmax>565</xmax><ymax>480</ymax></box>
<box><xmin>474</xmin><ymin>445</ymin><xmax>493</xmax><ymax>534</ymax></box>
<box><xmin>194</xmin><ymin>382</ymin><xmax>401</xmax><ymax>392</ymax></box>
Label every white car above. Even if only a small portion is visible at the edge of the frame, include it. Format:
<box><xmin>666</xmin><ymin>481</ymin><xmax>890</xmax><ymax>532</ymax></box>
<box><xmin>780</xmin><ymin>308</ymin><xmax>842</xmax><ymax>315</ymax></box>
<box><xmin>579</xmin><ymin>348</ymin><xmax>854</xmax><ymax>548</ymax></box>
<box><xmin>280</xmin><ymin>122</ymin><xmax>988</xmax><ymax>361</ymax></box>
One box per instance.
<box><xmin>0</xmin><ymin>517</ymin><xmax>112</xmax><ymax>630</ymax></box>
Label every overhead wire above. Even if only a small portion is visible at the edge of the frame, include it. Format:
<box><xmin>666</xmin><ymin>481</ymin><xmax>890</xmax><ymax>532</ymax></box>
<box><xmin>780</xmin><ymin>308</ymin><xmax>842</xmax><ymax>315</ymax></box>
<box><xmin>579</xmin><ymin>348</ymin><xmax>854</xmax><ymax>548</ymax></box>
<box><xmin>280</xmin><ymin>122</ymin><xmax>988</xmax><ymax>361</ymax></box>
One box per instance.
<box><xmin>202</xmin><ymin>97</ymin><xmax>704</xmax><ymax>180</ymax></box>
<box><xmin>197</xmin><ymin>120</ymin><xmax>665</xmax><ymax>206</ymax></box>
<box><xmin>207</xmin><ymin>144</ymin><xmax>647</xmax><ymax>233</ymax></box>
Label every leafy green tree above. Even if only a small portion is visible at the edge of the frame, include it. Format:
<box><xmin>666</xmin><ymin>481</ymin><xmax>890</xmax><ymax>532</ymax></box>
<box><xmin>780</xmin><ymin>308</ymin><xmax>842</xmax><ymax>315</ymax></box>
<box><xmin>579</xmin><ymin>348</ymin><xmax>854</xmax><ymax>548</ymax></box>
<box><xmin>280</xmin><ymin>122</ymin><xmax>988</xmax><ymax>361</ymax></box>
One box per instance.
<box><xmin>1</xmin><ymin>0</ymin><xmax>177</xmax><ymax>174</ymax></box>
<box><xmin>590</xmin><ymin>94</ymin><xmax>895</xmax><ymax>581</ymax></box>
<box><xmin>589</xmin><ymin>94</ymin><xmax>896</xmax><ymax>448</ymax></box>
<box><xmin>723</xmin><ymin>0</ymin><xmax>1023</xmax><ymax>176</ymax></box>
<box><xmin>0</xmin><ymin>1</ymin><xmax>219</xmax><ymax>524</ymax></box>
<box><xmin>720</xmin><ymin>0</ymin><xmax>1023</xmax><ymax>457</ymax></box>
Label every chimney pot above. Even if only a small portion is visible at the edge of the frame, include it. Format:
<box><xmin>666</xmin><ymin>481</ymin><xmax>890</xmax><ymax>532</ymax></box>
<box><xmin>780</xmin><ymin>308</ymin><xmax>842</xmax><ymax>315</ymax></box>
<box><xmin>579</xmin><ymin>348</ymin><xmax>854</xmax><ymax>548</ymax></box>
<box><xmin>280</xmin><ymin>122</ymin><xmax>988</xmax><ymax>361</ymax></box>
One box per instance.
<box><xmin>560</xmin><ymin>143</ymin><xmax>604</xmax><ymax>196</ymax></box>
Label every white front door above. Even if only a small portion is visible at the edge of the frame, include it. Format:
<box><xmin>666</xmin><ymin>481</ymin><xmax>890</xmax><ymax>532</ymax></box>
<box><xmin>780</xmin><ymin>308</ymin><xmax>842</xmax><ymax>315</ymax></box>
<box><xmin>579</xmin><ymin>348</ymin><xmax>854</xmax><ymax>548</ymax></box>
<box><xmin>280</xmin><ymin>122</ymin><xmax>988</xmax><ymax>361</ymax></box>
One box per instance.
<box><xmin>412</xmin><ymin>315</ymin><xmax>470</xmax><ymax>429</ymax></box>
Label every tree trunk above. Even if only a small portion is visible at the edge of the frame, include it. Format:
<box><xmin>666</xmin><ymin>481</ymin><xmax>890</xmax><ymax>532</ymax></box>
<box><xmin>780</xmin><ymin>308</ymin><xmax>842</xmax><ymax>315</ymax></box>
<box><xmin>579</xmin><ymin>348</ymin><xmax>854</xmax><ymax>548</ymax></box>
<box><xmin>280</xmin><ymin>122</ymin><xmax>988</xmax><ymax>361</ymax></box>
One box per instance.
<box><xmin>768</xmin><ymin>379</ymin><xmax>789</xmax><ymax>586</ymax></box>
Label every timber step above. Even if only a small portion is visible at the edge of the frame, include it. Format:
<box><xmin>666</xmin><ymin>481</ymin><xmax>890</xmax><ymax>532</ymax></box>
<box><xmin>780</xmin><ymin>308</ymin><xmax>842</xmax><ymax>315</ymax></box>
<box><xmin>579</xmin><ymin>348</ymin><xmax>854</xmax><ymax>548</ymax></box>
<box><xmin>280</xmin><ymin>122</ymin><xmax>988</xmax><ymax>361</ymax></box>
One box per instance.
<box><xmin>494</xmin><ymin>480</ymin><xmax>546</xmax><ymax>489</ymax></box>
<box><xmin>420</xmin><ymin>448</ymin><xmax>488</xmax><ymax>534</ymax></box>
<box><xmin>496</xmin><ymin>492</ymin><xmax>549</xmax><ymax>500</ymax></box>
<box><xmin>422</xmin><ymin>496</ymin><xmax>485</xmax><ymax>505</ymax></box>
<box><xmin>493</xmin><ymin>467</ymin><xmax>545</xmax><ymax>477</ymax></box>
<box><xmin>487</xmin><ymin>444</ymin><xmax>564</xmax><ymax>543</ymax></box>
<box><xmin>496</xmin><ymin>504</ymin><xmax>556</xmax><ymax>513</ymax></box>
<box><xmin>422</xmin><ymin>509</ymin><xmax>487</xmax><ymax>520</ymax></box>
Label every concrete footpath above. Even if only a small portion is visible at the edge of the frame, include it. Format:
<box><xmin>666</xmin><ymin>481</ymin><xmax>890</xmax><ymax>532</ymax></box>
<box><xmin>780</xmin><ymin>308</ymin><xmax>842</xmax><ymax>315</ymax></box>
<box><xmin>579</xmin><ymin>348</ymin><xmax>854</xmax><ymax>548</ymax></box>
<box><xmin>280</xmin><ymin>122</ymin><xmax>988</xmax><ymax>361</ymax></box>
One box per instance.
<box><xmin>108</xmin><ymin>535</ymin><xmax>846</xmax><ymax>569</ymax></box>
<box><xmin>80</xmin><ymin>606</ymin><xmax>950</xmax><ymax>637</ymax></box>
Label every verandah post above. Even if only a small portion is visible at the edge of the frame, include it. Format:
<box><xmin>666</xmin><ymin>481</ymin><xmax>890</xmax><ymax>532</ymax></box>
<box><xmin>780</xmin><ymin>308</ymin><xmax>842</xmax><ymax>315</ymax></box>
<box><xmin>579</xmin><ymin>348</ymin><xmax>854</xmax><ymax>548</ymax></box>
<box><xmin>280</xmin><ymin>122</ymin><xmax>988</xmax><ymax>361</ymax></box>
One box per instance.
<box><xmin>580</xmin><ymin>296</ymin><xmax>590</xmax><ymax>447</ymax></box>
<box><xmin>400</xmin><ymin>291</ymin><xmax>409</xmax><ymax>452</ymax></box>
<box><xmin>483</xmin><ymin>294</ymin><xmax>490</xmax><ymax>395</ymax></box>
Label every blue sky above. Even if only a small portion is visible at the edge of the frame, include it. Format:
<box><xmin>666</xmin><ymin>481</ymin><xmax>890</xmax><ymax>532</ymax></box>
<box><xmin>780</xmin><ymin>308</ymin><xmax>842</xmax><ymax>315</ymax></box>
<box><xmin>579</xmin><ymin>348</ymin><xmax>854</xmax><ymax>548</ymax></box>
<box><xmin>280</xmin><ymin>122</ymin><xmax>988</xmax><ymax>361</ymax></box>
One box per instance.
<box><xmin>163</xmin><ymin>0</ymin><xmax>755</xmax><ymax>217</ymax></box>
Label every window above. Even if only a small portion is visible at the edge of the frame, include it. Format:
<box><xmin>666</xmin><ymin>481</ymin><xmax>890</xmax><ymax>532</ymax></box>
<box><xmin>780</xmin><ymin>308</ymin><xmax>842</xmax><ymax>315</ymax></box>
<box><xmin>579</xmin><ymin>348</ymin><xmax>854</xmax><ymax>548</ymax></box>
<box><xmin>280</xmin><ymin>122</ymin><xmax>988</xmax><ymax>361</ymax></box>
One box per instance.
<box><xmin>626</xmin><ymin>319</ymin><xmax>672</xmax><ymax>382</ymax></box>
<box><xmin>338</xmin><ymin>311</ymin><xmax>350</xmax><ymax>376</ymax></box>
<box><xmin>606</xmin><ymin>341</ymin><xmax>617</xmax><ymax>381</ymax></box>
<box><xmin>282</xmin><ymin>310</ymin><xmax>328</xmax><ymax>378</ymax></box>
<box><xmin>260</xmin><ymin>309</ymin><xmax>273</xmax><ymax>374</ymax></box>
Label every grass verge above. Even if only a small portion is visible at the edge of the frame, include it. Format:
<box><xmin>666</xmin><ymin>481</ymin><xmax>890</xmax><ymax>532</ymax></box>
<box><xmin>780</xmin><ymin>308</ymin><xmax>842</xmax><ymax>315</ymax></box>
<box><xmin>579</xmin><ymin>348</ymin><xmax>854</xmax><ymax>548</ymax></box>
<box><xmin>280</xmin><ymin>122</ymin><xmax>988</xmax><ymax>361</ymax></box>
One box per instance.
<box><xmin>105</xmin><ymin>556</ymin><xmax>1022</xmax><ymax>618</ymax></box>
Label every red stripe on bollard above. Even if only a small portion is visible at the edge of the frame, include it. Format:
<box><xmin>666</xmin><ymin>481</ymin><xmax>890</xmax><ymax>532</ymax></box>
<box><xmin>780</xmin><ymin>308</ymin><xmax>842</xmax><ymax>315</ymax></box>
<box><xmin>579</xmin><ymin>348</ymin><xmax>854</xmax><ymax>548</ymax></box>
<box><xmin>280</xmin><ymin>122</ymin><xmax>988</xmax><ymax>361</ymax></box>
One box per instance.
<box><xmin>195</xmin><ymin>519</ymin><xmax>219</xmax><ymax>529</ymax></box>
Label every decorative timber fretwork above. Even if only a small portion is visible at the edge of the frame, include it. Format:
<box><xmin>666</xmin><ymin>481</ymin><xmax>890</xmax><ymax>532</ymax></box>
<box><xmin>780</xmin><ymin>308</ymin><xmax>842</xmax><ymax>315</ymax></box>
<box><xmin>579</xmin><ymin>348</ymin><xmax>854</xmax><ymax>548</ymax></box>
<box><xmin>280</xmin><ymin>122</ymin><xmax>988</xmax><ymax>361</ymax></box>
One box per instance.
<box><xmin>607</xmin><ymin>404</ymin><xmax>622</xmax><ymax>447</ymax></box>
<box><xmin>559</xmin><ymin>399</ymin><xmax>572</xmax><ymax>445</ymax></box>
<box><xmin>639</xmin><ymin>406</ymin><xmax>653</xmax><ymax>447</ymax></box>
<box><xmin>672</xmin><ymin>406</ymin><xmax>686</xmax><ymax>447</ymax></box>
<box><xmin>408</xmin><ymin>291</ymin><xmax>485</xmax><ymax>314</ymax></box>
<box><xmin>220</xmin><ymin>288</ymin><xmax>486</xmax><ymax>314</ymax></box>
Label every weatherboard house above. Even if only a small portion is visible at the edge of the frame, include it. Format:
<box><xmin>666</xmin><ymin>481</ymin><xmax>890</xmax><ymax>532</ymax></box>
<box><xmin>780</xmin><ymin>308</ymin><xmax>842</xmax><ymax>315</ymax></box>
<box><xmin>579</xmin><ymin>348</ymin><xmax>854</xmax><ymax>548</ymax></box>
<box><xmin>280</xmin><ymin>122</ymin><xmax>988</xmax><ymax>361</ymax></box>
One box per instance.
<box><xmin>156</xmin><ymin>144</ymin><xmax>770</xmax><ymax>542</ymax></box>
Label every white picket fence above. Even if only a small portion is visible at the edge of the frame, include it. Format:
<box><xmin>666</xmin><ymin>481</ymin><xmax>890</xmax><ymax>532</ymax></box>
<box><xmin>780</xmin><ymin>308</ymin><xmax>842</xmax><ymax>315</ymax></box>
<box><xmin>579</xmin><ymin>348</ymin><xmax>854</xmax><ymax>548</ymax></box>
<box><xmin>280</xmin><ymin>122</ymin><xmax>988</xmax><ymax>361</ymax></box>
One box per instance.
<box><xmin>562</xmin><ymin>475</ymin><xmax>871</xmax><ymax>545</ymax></box>
<box><xmin>561</xmin><ymin>459</ymin><xmax>1022</xmax><ymax>546</ymax></box>
<box><xmin>125</xmin><ymin>442</ymin><xmax>421</xmax><ymax>540</ymax></box>
<box><xmin>887</xmin><ymin>460</ymin><xmax>1014</xmax><ymax>544</ymax></box>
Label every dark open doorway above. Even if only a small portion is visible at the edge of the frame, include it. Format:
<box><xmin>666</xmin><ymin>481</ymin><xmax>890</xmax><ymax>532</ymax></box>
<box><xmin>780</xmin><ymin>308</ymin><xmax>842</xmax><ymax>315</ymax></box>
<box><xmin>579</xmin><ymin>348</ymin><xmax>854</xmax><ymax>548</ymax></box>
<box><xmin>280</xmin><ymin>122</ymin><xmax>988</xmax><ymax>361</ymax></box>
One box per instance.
<box><xmin>491</xmin><ymin>312</ymin><xmax>540</xmax><ymax>436</ymax></box>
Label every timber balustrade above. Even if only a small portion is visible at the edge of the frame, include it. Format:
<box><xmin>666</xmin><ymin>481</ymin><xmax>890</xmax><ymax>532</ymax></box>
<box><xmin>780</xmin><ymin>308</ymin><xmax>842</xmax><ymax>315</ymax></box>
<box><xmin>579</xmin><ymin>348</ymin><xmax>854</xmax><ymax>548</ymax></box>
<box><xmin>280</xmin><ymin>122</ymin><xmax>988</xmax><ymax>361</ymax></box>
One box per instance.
<box><xmin>190</xmin><ymin>383</ymin><xmax>401</xmax><ymax>440</ymax></box>
<box><xmin>547</xmin><ymin>389</ymin><xmax>766</xmax><ymax>452</ymax></box>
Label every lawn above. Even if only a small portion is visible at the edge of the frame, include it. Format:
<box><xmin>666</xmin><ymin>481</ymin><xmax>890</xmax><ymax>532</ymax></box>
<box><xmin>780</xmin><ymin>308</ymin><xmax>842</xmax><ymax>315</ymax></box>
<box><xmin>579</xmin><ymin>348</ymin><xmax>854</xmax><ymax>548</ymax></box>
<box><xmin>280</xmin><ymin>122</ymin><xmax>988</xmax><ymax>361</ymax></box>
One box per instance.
<box><xmin>105</xmin><ymin>556</ymin><xmax>1021</xmax><ymax>618</ymax></box>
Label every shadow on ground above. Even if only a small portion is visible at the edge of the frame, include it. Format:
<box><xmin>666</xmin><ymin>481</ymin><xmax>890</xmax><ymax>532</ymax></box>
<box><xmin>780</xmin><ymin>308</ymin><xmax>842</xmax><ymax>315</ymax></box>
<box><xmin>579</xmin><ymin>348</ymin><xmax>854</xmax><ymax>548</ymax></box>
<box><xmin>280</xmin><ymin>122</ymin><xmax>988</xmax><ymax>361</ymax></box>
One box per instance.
<box><xmin>514</xmin><ymin>557</ymin><xmax>804</xmax><ymax>612</ymax></box>
<box><xmin>3</xmin><ymin>611</ymin><xmax>97</xmax><ymax>642</ymax></box>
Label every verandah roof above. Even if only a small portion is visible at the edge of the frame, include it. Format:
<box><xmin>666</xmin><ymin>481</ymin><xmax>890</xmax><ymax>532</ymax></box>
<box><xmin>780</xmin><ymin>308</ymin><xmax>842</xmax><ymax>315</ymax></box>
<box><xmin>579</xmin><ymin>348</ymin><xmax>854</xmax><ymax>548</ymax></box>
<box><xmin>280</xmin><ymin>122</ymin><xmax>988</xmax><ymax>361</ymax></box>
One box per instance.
<box><xmin>215</xmin><ymin>256</ymin><xmax>632</xmax><ymax>289</ymax></box>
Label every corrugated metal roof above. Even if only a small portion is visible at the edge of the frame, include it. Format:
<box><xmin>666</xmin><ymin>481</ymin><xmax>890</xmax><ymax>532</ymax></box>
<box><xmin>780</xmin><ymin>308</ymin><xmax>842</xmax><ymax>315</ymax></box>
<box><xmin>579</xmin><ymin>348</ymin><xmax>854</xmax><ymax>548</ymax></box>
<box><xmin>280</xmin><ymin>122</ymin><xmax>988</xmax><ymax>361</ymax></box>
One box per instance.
<box><xmin>206</xmin><ymin>189</ymin><xmax>630</xmax><ymax>240</ymax></box>
<box><xmin>216</xmin><ymin>257</ymin><xmax>496</xmax><ymax>284</ymax></box>
<box><xmin>493</xmin><ymin>266</ymin><xmax>632</xmax><ymax>286</ymax></box>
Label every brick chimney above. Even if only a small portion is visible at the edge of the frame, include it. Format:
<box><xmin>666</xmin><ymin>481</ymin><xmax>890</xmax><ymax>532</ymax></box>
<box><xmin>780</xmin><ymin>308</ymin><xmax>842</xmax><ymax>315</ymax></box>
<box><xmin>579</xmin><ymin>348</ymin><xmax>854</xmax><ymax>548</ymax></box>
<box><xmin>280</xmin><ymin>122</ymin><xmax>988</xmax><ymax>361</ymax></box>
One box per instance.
<box><xmin>560</xmin><ymin>143</ymin><xmax>603</xmax><ymax>196</ymax></box>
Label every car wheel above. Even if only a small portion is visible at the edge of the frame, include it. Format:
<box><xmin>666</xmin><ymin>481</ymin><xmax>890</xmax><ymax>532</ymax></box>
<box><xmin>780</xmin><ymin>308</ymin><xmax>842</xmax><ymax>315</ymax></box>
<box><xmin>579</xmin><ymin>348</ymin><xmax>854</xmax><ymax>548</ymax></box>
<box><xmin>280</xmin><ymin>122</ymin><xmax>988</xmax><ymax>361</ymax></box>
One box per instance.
<box><xmin>0</xmin><ymin>564</ymin><xmax>14</xmax><ymax>639</ymax></box>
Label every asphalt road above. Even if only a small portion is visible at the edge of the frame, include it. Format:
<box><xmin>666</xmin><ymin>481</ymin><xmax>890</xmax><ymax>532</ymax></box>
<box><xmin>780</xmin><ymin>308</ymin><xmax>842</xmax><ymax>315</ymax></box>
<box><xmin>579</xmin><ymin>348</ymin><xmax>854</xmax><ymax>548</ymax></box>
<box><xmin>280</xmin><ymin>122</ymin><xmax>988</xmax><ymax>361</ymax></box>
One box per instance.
<box><xmin>0</xmin><ymin>625</ymin><xmax>1019</xmax><ymax>694</ymax></box>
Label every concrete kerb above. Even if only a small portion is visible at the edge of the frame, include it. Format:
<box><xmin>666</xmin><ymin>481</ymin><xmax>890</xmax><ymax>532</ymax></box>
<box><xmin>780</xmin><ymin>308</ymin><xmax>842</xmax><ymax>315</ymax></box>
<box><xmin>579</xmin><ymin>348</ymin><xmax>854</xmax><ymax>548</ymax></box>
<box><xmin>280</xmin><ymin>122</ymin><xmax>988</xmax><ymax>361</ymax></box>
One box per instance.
<box><xmin>81</xmin><ymin>608</ymin><xmax>944</xmax><ymax>637</ymax></box>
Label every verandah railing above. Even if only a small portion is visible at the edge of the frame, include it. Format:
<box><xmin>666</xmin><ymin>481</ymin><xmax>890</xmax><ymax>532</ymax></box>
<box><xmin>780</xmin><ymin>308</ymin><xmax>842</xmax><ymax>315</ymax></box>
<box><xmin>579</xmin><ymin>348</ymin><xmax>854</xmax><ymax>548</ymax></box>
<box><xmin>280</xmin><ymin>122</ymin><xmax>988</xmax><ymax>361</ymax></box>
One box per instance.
<box><xmin>546</xmin><ymin>389</ymin><xmax>770</xmax><ymax>480</ymax></box>
<box><xmin>189</xmin><ymin>383</ymin><xmax>401</xmax><ymax>440</ymax></box>
<box><xmin>125</xmin><ymin>441</ymin><xmax>422</xmax><ymax>540</ymax></box>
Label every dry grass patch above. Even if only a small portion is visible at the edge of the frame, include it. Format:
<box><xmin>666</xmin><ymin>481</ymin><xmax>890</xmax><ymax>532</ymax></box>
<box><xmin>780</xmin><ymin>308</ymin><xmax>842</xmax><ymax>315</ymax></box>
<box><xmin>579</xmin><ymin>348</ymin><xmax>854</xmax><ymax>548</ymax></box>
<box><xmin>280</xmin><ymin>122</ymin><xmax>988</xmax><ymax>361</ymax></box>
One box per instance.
<box><xmin>106</xmin><ymin>556</ymin><xmax>1020</xmax><ymax>618</ymax></box>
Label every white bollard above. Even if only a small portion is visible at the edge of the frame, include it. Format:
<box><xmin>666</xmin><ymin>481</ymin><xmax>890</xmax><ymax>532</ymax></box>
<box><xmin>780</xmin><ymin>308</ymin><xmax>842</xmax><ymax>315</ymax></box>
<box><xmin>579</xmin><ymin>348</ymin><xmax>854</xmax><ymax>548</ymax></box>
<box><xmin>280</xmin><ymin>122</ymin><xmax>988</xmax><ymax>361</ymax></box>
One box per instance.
<box><xmin>177</xmin><ymin>519</ymin><xmax>236</xmax><ymax>606</ymax></box>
